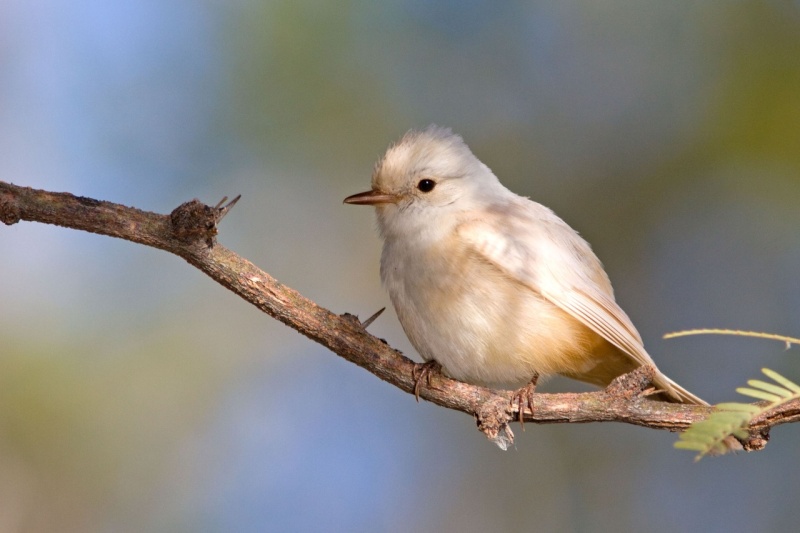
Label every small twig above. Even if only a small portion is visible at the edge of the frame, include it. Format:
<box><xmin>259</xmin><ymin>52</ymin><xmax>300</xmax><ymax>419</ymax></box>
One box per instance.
<box><xmin>664</xmin><ymin>329</ymin><xmax>800</xmax><ymax>349</ymax></box>
<box><xmin>360</xmin><ymin>307</ymin><xmax>385</xmax><ymax>329</ymax></box>
<box><xmin>214</xmin><ymin>194</ymin><xmax>241</xmax><ymax>221</ymax></box>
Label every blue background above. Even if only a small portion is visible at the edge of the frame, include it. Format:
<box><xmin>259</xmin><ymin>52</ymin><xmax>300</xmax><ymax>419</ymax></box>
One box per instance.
<box><xmin>2</xmin><ymin>2</ymin><xmax>800</xmax><ymax>532</ymax></box>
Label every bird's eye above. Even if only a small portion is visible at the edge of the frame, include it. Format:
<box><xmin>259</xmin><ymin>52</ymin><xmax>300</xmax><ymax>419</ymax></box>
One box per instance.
<box><xmin>417</xmin><ymin>179</ymin><xmax>436</xmax><ymax>193</ymax></box>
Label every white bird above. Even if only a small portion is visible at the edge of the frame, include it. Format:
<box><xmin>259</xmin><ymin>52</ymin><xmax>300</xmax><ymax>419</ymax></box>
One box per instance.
<box><xmin>345</xmin><ymin>125</ymin><xmax>723</xmax><ymax>426</ymax></box>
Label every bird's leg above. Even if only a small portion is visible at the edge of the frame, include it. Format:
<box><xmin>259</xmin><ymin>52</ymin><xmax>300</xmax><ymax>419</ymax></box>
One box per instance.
<box><xmin>510</xmin><ymin>373</ymin><xmax>539</xmax><ymax>429</ymax></box>
<box><xmin>412</xmin><ymin>360</ymin><xmax>442</xmax><ymax>402</ymax></box>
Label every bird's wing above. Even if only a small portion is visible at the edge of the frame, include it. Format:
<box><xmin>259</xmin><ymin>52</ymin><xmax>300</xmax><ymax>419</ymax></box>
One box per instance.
<box><xmin>458</xmin><ymin>207</ymin><xmax>708</xmax><ymax>406</ymax></box>
<box><xmin>457</xmin><ymin>215</ymin><xmax>654</xmax><ymax>369</ymax></box>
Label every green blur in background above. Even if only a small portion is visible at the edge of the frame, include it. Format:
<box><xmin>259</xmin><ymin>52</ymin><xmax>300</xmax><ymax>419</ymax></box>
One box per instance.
<box><xmin>1</xmin><ymin>1</ymin><xmax>800</xmax><ymax>532</ymax></box>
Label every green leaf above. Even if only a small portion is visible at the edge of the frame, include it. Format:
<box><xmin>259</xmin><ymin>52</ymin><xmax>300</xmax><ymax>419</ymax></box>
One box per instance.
<box><xmin>745</xmin><ymin>379</ymin><xmax>793</xmax><ymax>398</ymax></box>
<box><xmin>731</xmin><ymin>428</ymin><xmax>750</xmax><ymax>439</ymax></box>
<box><xmin>715</xmin><ymin>403</ymin><xmax>760</xmax><ymax>414</ymax></box>
<box><xmin>735</xmin><ymin>387</ymin><xmax>782</xmax><ymax>402</ymax></box>
<box><xmin>675</xmin><ymin>368</ymin><xmax>800</xmax><ymax>460</ymax></box>
<box><xmin>761</xmin><ymin>368</ymin><xmax>800</xmax><ymax>393</ymax></box>
<box><xmin>674</xmin><ymin>440</ymin><xmax>709</xmax><ymax>452</ymax></box>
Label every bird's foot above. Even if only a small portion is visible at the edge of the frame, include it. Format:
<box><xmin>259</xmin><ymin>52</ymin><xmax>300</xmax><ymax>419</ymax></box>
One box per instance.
<box><xmin>510</xmin><ymin>373</ymin><xmax>539</xmax><ymax>429</ymax></box>
<box><xmin>412</xmin><ymin>360</ymin><xmax>442</xmax><ymax>402</ymax></box>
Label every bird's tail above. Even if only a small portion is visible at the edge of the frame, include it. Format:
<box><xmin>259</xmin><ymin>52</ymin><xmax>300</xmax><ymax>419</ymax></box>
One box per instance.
<box><xmin>654</xmin><ymin>373</ymin><xmax>708</xmax><ymax>405</ymax></box>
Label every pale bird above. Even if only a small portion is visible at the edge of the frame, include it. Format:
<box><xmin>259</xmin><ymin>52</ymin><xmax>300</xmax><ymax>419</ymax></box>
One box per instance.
<box><xmin>345</xmin><ymin>126</ymin><xmax>736</xmax><ymax>450</ymax></box>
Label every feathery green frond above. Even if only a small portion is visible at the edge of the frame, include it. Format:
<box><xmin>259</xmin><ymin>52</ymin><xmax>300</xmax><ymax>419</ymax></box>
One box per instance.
<box><xmin>762</xmin><ymin>368</ymin><xmax>800</xmax><ymax>393</ymax></box>
<box><xmin>674</xmin><ymin>368</ymin><xmax>800</xmax><ymax>460</ymax></box>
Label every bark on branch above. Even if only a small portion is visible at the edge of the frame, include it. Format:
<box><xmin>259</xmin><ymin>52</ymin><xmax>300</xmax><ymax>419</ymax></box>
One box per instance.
<box><xmin>1</xmin><ymin>180</ymin><xmax>795</xmax><ymax>451</ymax></box>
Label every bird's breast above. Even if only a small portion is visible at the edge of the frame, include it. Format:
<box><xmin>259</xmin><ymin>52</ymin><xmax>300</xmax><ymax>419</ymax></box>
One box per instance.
<box><xmin>380</xmin><ymin>234</ymin><xmax>596</xmax><ymax>387</ymax></box>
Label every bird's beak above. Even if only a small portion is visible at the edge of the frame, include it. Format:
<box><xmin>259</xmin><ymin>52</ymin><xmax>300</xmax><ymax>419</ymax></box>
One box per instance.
<box><xmin>343</xmin><ymin>189</ymin><xmax>398</xmax><ymax>206</ymax></box>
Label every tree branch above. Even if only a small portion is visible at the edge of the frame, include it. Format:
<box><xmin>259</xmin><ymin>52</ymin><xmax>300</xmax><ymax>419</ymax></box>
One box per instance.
<box><xmin>1</xmin><ymin>181</ymin><xmax>795</xmax><ymax>451</ymax></box>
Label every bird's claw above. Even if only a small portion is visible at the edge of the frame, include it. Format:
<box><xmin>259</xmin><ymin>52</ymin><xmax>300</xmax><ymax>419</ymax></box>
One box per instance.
<box><xmin>412</xmin><ymin>360</ymin><xmax>442</xmax><ymax>402</ymax></box>
<box><xmin>510</xmin><ymin>373</ymin><xmax>539</xmax><ymax>429</ymax></box>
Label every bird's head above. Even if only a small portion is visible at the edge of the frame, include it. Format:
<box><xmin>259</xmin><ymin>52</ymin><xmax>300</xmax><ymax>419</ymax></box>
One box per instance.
<box><xmin>344</xmin><ymin>126</ymin><xmax>502</xmax><ymax>238</ymax></box>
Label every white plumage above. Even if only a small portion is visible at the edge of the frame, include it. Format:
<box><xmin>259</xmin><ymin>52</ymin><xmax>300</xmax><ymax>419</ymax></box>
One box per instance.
<box><xmin>347</xmin><ymin>126</ymin><xmax>706</xmax><ymax>404</ymax></box>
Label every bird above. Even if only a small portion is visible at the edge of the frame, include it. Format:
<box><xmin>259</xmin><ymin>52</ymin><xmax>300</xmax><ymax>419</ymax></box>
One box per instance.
<box><xmin>344</xmin><ymin>125</ymin><xmax>730</xmax><ymax>442</ymax></box>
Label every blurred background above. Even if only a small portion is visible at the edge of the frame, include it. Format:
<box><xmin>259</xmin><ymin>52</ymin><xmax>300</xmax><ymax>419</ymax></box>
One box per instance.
<box><xmin>1</xmin><ymin>1</ymin><xmax>800</xmax><ymax>531</ymax></box>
